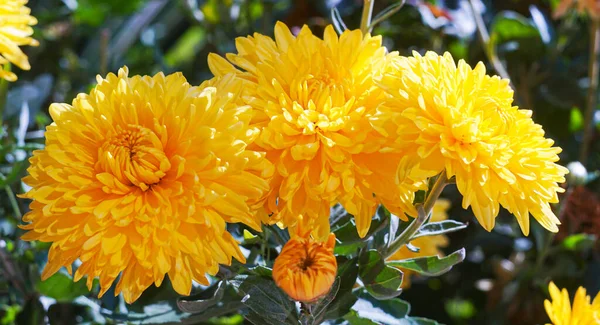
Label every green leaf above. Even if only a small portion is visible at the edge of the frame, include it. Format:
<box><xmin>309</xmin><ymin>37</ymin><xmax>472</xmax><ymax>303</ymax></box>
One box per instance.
<box><xmin>491</xmin><ymin>11</ymin><xmax>540</xmax><ymax>41</ymax></box>
<box><xmin>359</xmin><ymin>250</ymin><xmax>403</xmax><ymax>300</ymax></box>
<box><xmin>103</xmin><ymin>302</ymin><xmax>188</xmax><ymax>324</ymax></box>
<box><xmin>344</xmin><ymin>310</ymin><xmax>379</xmax><ymax>325</ymax></box>
<box><xmin>353</xmin><ymin>291</ymin><xmax>411</xmax><ymax>321</ymax></box>
<box><xmin>324</xmin><ymin>257</ymin><xmax>359</xmax><ymax>320</ymax></box>
<box><xmin>347</xmin><ymin>303</ymin><xmax>440</xmax><ymax>325</ymax></box>
<box><xmin>312</xmin><ymin>278</ymin><xmax>341</xmax><ymax>321</ymax></box>
<box><xmin>372</xmin><ymin>206</ymin><xmax>394</xmax><ymax>250</ymax></box>
<box><xmin>369</xmin><ymin>0</ymin><xmax>406</xmax><ymax>30</ymax></box>
<box><xmin>347</xmin><ymin>291</ymin><xmax>439</xmax><ymax>325</ymax></box>
<box><xmin>200</xmin><ymin>314</ymin><xmax>243</xmax><ymax>325</ymax></box>
<box><xmin>334</xmin><ymin>206</ymin><xmax>389</xmax><ymax>248</ymax></box>
<box><xmin>15</xmin><ymin>298</ymin><xmax>45</xmax><ymax>325</ymax></box>
<box><xmin>132</xmin><ymin>303</ymin><xmax>188</xmax><ymax>324</ymax></box>
<box><xmin>489</xmin><ymin>11</ymin><xmax>545</xmax><ymax>61</ymax></box>
<box><xmin>164</xmin><ymin>26</ymin><xmax>207</xmax><ymax>67</ymax></box>
<box><xmin>399</xmin><ymin>317</ymin><xmax>441</xmax><ymax>325</ymax></box>
<box><xmin>1</xmin><ymin>305</ymin><xmax>21</xmax><ymax>325</ymax></box>
<box><xmin>36</xmin><ymin>272</ymin><xmax>91</xmax><ymax>302</ymax></box>
<box><xmin>330</xmin><ymin>7</ymin><xmax>348</xmax><ymax>34</ymax></box>
<box><xmin>73</xmin><ymin>0</ymin><xmax>145</xmax><ymax>26</ymax></box>
<box><xmin>243</xmin><ymin>229</ymin><xmax>260</xmax><ymax>244</ymax></box>
<box><xmin>244</xmin><ymin>310</ymin><xmax>280</xmax><ymax>325</ymax></box>
<box><xmin>333</xmin><ymin>220</ymin><xmax>362</xmax><ymax>244</ymax></box>
<box><xmin>238</xmin><ymin>276</ymin><xmax>299</xmax><ymax>325</ymax></box>
<box><xmin>413</xmin><ymin>190</ymin><xmax>426</xmax><ymax>205</ymax></box>
<box><xmin>127</xmin><ymin>278</ymin><xmax>182</xmax><ymax>313</ymax></box>
<box><xmin>387</xmin><ymin>248</ymin><xmax>466</xmax><ymax>276</ymax></box>
<box><xmin>248</xmin><ymin>265</ymin><xmax>273</xmax><ymax>277</ymax></box>
<box><xmin>359</xmin><ymin>250</ymin><xmax>385</xmax><ymax>284</ymax></box>
<box><xmin>177</xmin><ymin>281</ymin><xmax>225</xmax><ymax>313</ymax></box>
<box><xmin>0</xmin><ymin>160</ymin><xmax>28</xmax><ymax>187</ymax></box>
<box><xmin>562</xmin><ymin>234</ymin><xmax>597</xmax><ymax>251</ymax></box>
<box><xmin>570</xmin><ymin>107</ymin><xmax>584</xmax><ymax>132</ymax></box>
<box><xmin>445</xmin><ymin>298</ymin><xmax>476</xmax><ymax>320</ymax></box>
<box><xmin>413</xmin><ymin>220</ymin><xmax>468</xmax><ymax>239</ymax></box>
<box><xmin>335</xmin><ymin>241</ymin><xmax>365</xmax><ymax>256</ymax></box>
<box><xmin>181</xmin><ymin>300</ymin><xmax>245</xmax><ymax>324</ymax></box>
<box><xmin>365</xmin><ymin>266</ymin><xmax>403</xmax><ymax>300</ymax></box>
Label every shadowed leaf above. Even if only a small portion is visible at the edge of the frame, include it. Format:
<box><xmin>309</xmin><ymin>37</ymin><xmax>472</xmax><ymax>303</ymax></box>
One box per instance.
<box><xmin>387</xmin><ymin>248</ymin><xmax>466</xmax><ymax>276</ymax></box>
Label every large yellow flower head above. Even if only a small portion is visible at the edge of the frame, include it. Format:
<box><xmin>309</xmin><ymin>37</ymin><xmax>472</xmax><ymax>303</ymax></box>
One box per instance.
<box><xmin>0</xmin><ymin>0</ymin><xmax>38</xmax><ymax>82</ymax></box>
<box><xmin>544</xmin><ymin>282</ymin><xmax>600</xmax><ymax>325</ymax></box>
<box><xmin>375</xmin><ymin>51</ymin><xmax>568</xmax><ymax>235</ymax></box>
<box><xmin>208</xmin><ymin>22</ymin><xmax>418</xmax><ymax>240</ymax></box>
<box><xmin>387</xmin><ymin>199</ymin><xmax>450</xmax><ymax>288</ymax></box>
<box><xmin>20</xmin><ymin>67</ymin><xmax>273</xmax><ymax>303</ymax></box>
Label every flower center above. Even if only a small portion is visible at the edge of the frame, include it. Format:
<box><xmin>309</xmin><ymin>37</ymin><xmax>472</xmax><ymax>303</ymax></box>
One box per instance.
<box><xmin>98</xmin><ymin>125</ymin><xmax>171</xmax><ymax>191</ymax></box>
<box><xmin>289</xmin><ymin>74</ymin><xmax>349</xmax><ymax>135</ymax></box>
<box><xmin>298</xmin><ymin>256</ymin><xmax>314</xmax><ymax>271</ymax></box>
<box><xmin>294</xmin><ymin>243</ymin><xmax>318</xmax><ymax>271</ymax></box>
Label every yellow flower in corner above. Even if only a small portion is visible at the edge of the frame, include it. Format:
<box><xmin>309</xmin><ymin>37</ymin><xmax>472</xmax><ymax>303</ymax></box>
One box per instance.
<box><xmin>0</xmin><ymin>0</ymin><xmax>39</xmax><ymax>81</ymax></box>
<box><xmin>387</xmin><ymin>199</ymin><xmax>450</xmax><ymax>288</ymax></box>
<box><xmin>20</xmin><ymin>68</ymin><xmax>273</xmax><ymax>303</ymax></box>
<box><xmin>375</xmin><ymin>51</ymin><xmax>568</xmax><ymax>235</ymax></box>
<box><xmin>208</xmin><ymin>22</ymin><xmax>419</xmax><ymax>240</ymax></box>
<box><xmin>273</xmin><ymin>228</ymin><xmax>337</xmax><ymax>303</ymax></box>
<box><xmin>544</xmin><ymin>282</ymin><xmax>600</xmax><ymax>325</ymax></box>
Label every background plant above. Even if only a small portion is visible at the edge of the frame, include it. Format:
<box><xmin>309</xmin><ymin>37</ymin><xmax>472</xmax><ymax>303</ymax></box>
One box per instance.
<box><xmin>1</xmin><ymin>0</ymin><xmax>599</xmax><ymax>324</ymax></box>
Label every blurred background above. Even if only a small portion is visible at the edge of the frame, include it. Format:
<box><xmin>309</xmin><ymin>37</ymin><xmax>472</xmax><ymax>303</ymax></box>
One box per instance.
<box><xmin>1</xmin><ymin>0</ymin><xmax>599</xmax><ymax>324</ymax></box>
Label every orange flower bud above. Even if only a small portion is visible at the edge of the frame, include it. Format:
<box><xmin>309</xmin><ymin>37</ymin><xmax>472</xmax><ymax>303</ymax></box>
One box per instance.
<box><xmin>273</xmin><ymin>232</ymin><xmax>337</xmax><ymax>303</ymax></box>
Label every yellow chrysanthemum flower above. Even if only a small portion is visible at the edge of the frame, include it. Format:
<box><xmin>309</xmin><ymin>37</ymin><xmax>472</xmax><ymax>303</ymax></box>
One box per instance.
<box><xmin>375</xmin><ymin>51</ymin><xmax>568</xmax><ymax>235</ymax></box>
<box><xmin>20</xmin><ymin>68</ymin><xmax>273</xmax><ymax>303</ymax></box>
<box><xmin>273</xmin><ymin>228</ymin><xmax>337</xmax><ymax>302</ymax></box>
<box><xmin>0</xmin><ymin>0</ymin><xmax>39</xmax><ymax>82</ymax></box>
<box><xmin>544</xmin><ymin>282</ymin><xmax>600</xmax><ymax>325</ymax></box>
<box><xmin>387</xmin><ymin>199</ymin><xmax>450</xmax><ymax>288</ymax></box>
<box><xmin>208</xmin><ymin>22</ymin><xmax>419</xmax><ymax>240</ymax></box>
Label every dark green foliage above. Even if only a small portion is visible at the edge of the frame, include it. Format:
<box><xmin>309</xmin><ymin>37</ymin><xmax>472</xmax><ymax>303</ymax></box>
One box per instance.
<box><xmin>1</xmin><ymin>1</ymin><xmax>599</xmax><ymax>324</ymax></box>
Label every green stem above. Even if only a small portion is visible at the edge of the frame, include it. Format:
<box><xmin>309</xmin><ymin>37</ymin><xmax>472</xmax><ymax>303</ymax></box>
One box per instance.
<box><xmin>247</xmin><ymin>247</ymin><xmax>260</xmax><ymax>265</ymax></box>
<box><xmin>385</xmin><ymin>171</ymin><xmax>448</xmax><ymax>259</ymax></box>
<box><xmin>580</xmin><ymin>18</ymin><xmax>600</xmax><ymax>165</ymax></box>
<box><xmin>468</xmin><ymin>0</ymin><xmax>515</xmax><ymax>90</ymax></box>
<box><xmin>299</xmin><ymin>302</ymin><xmax>313</xmax><ymax>325</ymax></box>
<box><xmin>367</xmin><ymin>0</ymin><xmax>405</xmax><ymax>33</ymax></box>
<box><xmin>533</xmin><ymin>233</ymin><xmax>555</xmax><ymax>273</ymax></box>
<box><xmin>360</xmin><ymin>0</ymin><xmax>375</xmax><ymax>34</ymax></box>
<box><xmin>0</xmin><ymin>246</ymin><xmax>27</xmax><ymax>295</ymax></box>
<box><xmin>5</xmin><ymin>185</ymin><xmax>22</xmax><ymax>220</ymax></box>
<box><xmin>99</xmin><ymin>29</ymin><xmax>110</xmax><ymax>76</ymax></box>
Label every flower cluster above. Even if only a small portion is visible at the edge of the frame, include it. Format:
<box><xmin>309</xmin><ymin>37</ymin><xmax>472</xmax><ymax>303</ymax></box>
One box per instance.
<box><xmin>544</xmin><ymin>282</ymin><xmax>600</xmax><ymax>325</ymax></box>
<box><xmin>0</xmin><ymin>0</ymin><xmax>38</xmax><ymax>81</ymax></box>
<box><xmin>20</xmin><ymin>21</ymin><xmax>569</xmax><ymax>303</ymax></box>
